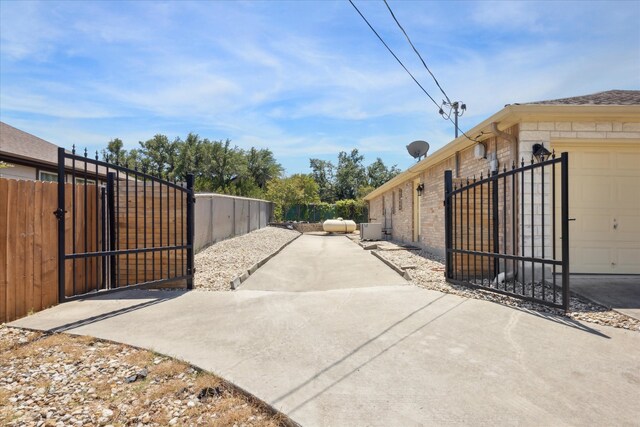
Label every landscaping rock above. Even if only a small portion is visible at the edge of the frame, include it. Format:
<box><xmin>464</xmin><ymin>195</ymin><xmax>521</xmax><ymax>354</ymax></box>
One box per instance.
<box><xmin>195</xmin><ymin>226</ymin><xmax>299</xmax><ymax>291</ymax></box>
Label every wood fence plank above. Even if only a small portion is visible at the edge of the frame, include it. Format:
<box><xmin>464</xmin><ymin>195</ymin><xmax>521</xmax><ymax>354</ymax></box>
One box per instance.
<box><xmin>24</xmin><ymin>180</ymin><xmax>35</xmax><ymax>315</ymax></box>
<box><xmin>14</xmin><ymin>180</ymin><xmax>27</xmax><ymax>319</ymax></box>
<box><xmin>43</xmin><ymin>182</ymin><xmax>58</xmax><ymax>308</ymax></box>
<box><xmin>5</xmin><ymin>180</ymin><xmax>17</xmax><ymax>322</ymax></box>
<box><xmin>33</xmin><ymin>181</ymin><xmax>43</xmax><ymax>312</ymax></box>
<box><xmin>0</xmin><ymin>179</ymin><xmax>8</xmax><ymax>323</ymax></box>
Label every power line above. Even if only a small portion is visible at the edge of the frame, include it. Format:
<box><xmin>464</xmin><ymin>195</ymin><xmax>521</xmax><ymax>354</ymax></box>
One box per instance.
<box><xmin>348</xmin><ymin>0</ymin><xmax>480</xmax><ymax>142</ymax></box>
<box><xmin>347</xmin><ymin>0</ymin><xmax>441</xmax><ymax>111</ymax></box>
<box><xmin>383</xmin><ymin>0</ymin><xmax>451</xmax><ymax>104</ymax></box>
<box><xmin>382</xmin><ymin>0</ymin><xmax>481</xmax><ymax>142</ymax></box>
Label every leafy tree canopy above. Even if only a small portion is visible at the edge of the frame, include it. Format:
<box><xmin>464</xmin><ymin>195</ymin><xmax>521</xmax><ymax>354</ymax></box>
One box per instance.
<box><xmin>309</xmin><ymin>150</ymin><xmax>400</xmax><ymax>202</ymax></box>
<box><xmin>101</xmin><ymin>133</ymin><xmax>282</xmax><ymax>198</ymax></box>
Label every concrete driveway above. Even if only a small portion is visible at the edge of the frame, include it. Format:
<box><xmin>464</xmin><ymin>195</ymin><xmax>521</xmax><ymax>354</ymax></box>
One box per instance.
<box><xmin>10</xmin><ymin>235</ymin><xmax>640</xmax><ymax>426</ymax></box>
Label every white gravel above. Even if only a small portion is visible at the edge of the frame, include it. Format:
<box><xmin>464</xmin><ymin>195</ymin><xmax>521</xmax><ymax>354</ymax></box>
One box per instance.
<box><xmin>195</xmin><ymin>226</ymin><xmax>300</xmax><ymax>291</ymax></box>
<box><xmin>374</xmin><ymin>248</ymin><xmax>640</xmax><ymax>332</ymax></box>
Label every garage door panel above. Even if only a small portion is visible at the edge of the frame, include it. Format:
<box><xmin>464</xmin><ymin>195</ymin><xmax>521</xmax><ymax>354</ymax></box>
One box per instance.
<box><xmin>581</xmin><ymin>152</ymin><xmax>611</xmax><ymax>170</ymax></box>
<box><xmin>552</xmin><ymin>141</ymin><xmax>640</xmax><ymax>274</ymax></box>
<box><xmin>615</xmin><ymin>152</ymin><xmax>640</xmax><ymax>172</ymax></box>
<box><xmin>577</xmin><ymin>214</ymin><xmax>611</xmax><ymax>235</ymax></box>
<box><xmin>576</xmin><ymin>246</ymin><xmax>613</xmax><ymax>272</ymax></box>
<box><xmin>615</xmin><ymin>248</ymin><xmax>640</xmax><ymax>274</ymax></box>
<box><xmin>617</xmin><ymin>213</ymin><xmax>640</xmax><ymax>236</ymax></box>
<box><xmin>573</xmin><ymin>178</ymin><xmax>613</xmax><ymax>208</ymax></box>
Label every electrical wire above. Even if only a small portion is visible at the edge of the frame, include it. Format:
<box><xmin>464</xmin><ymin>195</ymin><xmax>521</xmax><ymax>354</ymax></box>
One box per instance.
<box><xmin>348</xmin><ymin>0</ymin><xmax>480</xmax><ymax>142</ymax></box>
<box><xmin>347</xmin><ymin>0</ymin><xmax>441</xmax><ymax>111</ymax></box>
<box><xmin>383</xmin><ymin>0</ymin><xmax>451</xmax><ymax>105</ymax></box>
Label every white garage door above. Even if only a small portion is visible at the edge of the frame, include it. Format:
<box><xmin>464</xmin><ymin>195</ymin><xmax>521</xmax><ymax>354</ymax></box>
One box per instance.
<box><xmin>554</xmin><ymin>142</ymin><xmax>640</xmax><ymax>274</ymax></box>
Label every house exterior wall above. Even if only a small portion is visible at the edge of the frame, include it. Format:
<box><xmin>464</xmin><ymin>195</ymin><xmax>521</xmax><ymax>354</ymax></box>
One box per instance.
<box><xmin>0</xmin><ymin>164</ymin><xmax>36</xmax><ymax>180</ymax></box>
<box><xmin>369</xmin><ymin>125</ymin><xmax>519</xmax><ymax>255</ymax></box>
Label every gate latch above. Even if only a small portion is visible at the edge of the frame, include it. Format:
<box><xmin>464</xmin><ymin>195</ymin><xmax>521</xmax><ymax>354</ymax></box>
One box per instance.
<box><xmin>53</xmin><ymin>208</ymin><xmax>66</xmax><ymax>220</ymax></box>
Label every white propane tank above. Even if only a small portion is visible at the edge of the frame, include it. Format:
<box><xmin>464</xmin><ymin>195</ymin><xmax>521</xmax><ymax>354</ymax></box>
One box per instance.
<box><xmin>322</xmin><ymin>217</ymin><xmax>357</xmax><ymax>233</ymax></box>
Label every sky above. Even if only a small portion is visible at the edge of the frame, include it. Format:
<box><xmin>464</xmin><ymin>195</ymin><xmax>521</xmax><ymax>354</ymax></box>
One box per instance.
<box><xmin>1</xmin><ymin>0</ymin><xmax>639</xmax><ymax>175</ymax></box>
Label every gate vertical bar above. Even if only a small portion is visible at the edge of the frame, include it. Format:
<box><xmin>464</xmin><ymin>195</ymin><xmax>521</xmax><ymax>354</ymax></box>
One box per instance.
<box><xmin>444</xmin><ymin>170</ymin><xmax>453</xmax><ymax>279</ymax></box>
<box><xmin>492</xmin><ymin>171</ymin><xmax>499</xmax><ymax>281</ymax></box>
<box><xmin>57</xmin><ymin>147</ymin><xmax>66</xmax><ymax>303</ymax></box>
<box><xmin>101</xmin><ymin>187</ymin><xmax>107</xmax><ymax>289</ymax></box>
<box><xmin>561</xmin><ymin>152</ymin><xmax>570</xmax><ymax>311</ymax></box>
<box><xmin>107</xmin><ymin>172</ymin><xmax>117</xmax><ymax>289</ymax></box>
<box><xmin>186</xmin><ymin>174</ymin><xmax>195</xmax><ymax>290</ymax></box>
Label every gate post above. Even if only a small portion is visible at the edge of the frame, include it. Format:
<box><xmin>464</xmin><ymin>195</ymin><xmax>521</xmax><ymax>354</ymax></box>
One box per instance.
<box><xmin>444</xmin><ymin>170</ymin><xmax>453</xmax><ymax>279</ymax></box>
<box><xmin>561</xmin><ymin>152</ymin><xmax>570</xmax><ymax>311</ymax></box>
<box><xmin>56</xmin><ymin>147</ymin><xmax>66</xmax><ymax>303</ymax></box>
<box><xmin>186</xmin><ymin>174</ymin><xmax>195</xmax><ymax>290</ymax></box>
<box><xmin>106</xmin><ymin>172</ymin><xmax>117</xmax><ymax>288</ymax></box>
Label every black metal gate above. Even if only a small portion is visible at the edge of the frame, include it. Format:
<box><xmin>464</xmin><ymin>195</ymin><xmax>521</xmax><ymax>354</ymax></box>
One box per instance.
<box><xmin>55</xmin><ymin>147</ymin><xmax>194</xmax><ymax>302</ymax></box>
<box><xmin>444</xmin><ymin>152</ymin><xmax>570</xmax><ymax>310</ymax></box>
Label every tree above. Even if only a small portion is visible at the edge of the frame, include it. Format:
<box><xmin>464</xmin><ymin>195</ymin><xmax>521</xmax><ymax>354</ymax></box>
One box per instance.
<box><xmin>138</xmin><ymin>134</ymin><xmax>178</xmax><ymax>179</ymax></box>
<box><xmin>309</xmin><ymin>158</ymin><xmax>336</xmax><ymax>203</ymax></box>
<box><xmin>367</xmin><ymin>157</ymin><xmax>401</xmax><ymax>188</ymax></box>
<box><xmin>99</xmin><ymin>133</ymin><xmax>284</xmax><ymax>198</ymax></box>
<box><xmin>102</xmin><ymin>138</ymin><xmax>127</xmax><ymax>165</ymax></box>
<box><xmin>246</xmin><ymin>147</ymin><xmax>283</xmax><ymax>191</ymax></box>
<box><xmin>265</xmin><ymin>174</ymin><xmax>320</xmax><ymax>220</ymax></box>
<box><xmin>174</xmin><ymin>133</ymin><xmax>202</xmax><ymax>182</ymax></box>
<box><xmin>334</xmin><ymin>149</ymin><xmax>366</xmax><ymax>200</ymax></box>
<box><xmin>200</xmin><ymin>139</ymin><xmax>247</xmax><ymax>193</ymax></box>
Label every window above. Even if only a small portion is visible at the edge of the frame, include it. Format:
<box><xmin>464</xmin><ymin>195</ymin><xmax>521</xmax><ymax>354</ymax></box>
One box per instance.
<box><xmin>399</xmin><ymin>189</ymin><xmax>403</xmax><ymax>211</ymax></box>
<box><xmin>75</xmin><ymin>177</ymin><xmax>97</xmax><ymax>185</ymax></box>
<box><xmin>39</xmin><ymin>171</ymin><xmax>58</xmax><ymax>182</ymax></box>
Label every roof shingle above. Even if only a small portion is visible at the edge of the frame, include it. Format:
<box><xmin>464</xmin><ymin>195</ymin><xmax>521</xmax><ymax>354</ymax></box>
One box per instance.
<box><xmin>526</xmin><ymin>90</ymin><xmax>640</xmax><ymax>106</ymax></box>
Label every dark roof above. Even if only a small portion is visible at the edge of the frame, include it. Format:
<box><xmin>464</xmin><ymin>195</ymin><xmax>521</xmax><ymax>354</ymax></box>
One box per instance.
<box><xmin>526</xmin><ymin>90</ymin><xmax>640</xmax><ymax>106</ymax></box>
<box><xmin>0</xmin><ymin>121</ymin><xmax>62</xmax><ymax>166</ymax></box>
<box><xmin>0</xmin><ymin>121</ymin><xmax>110</xmax><ymax>177</ymax></box>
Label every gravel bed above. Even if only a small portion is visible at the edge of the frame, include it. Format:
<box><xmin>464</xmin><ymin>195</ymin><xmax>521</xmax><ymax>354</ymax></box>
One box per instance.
<box><xmin>195</xmin><ymin>226</ymin><xmax>300</xmax><ymax>291</ymax></box>
<box><xmin>0</xmin><ymin>326</ymin><xmax>287</xmax><ymax>427</ymax></box>
<box><xmin>375</xmin><ymin>248</ymin><xmax>640</xmax><ymax>332</ymax></box>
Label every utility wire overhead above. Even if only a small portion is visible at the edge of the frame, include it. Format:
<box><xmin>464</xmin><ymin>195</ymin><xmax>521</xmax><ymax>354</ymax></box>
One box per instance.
<box><xmin>348</xmin><ymin>0</ymin><xmax>480</xmax><ymax>143</ymax></box>
<box><xmin>383</xmin><ymin>0</ymin><xmax>451</xmax><ymax>105</ymax></box>
<box><xmin>347</xmin><ymin>0</ymin><xmax>441</xmax><ymax>111</ymax></box>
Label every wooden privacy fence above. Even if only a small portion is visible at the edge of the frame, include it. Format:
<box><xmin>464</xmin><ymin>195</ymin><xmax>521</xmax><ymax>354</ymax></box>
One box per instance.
<box><xmin>0</xmin><ymin>172</ymin><xmax>193</xmax><ymax>323</ymax></box>
<box><xmin>1</xmin><ymin>179</ymin><xmax>61</xmax><ymax>323</ymax></box>
<box><xmin>0</xmin><ymin>178</ymin><xmax>106</xmax><ymax>323</ymax></box>
<box><xmin>115</xmin><ymin>181</ymin><xmax>186</xmax><ymax>287</ymax></box>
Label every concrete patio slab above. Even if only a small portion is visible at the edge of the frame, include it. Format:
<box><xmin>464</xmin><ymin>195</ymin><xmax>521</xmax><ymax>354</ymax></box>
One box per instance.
<box><xmin>9</xmin><ymin>235</ymin><xmax>640</xmax><ymax>426</ymax></box>
<box><xmin>571</xmin><ymin>275</ymin><xmax>640</xmax><ymax>320</ymax></box>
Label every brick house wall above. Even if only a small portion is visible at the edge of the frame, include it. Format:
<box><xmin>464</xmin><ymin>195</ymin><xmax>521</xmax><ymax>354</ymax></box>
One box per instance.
<box><xmin>369</xmin><ymin>125</ymin><xmax>519</xmax><ymax>255</ymax></box>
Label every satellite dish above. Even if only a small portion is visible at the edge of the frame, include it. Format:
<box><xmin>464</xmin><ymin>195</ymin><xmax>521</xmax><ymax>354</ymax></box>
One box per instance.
<box><xmin>406</xmin><ymin>140</ymin><xmax>430</xmax><ymax>161</ymax></box>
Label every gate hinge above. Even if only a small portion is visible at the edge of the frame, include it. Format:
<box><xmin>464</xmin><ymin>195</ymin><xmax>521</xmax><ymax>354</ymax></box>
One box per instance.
<box><xmin>53</xmin><ymin>208</ymin><xmax>67</xmax><ymax>220</ymax></box>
